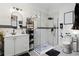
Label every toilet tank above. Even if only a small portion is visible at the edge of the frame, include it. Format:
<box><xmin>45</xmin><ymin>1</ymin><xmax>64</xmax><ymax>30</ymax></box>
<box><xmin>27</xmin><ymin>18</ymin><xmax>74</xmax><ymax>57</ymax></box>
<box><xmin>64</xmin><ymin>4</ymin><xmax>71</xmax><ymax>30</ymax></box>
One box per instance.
<box><xmin>63</xmin><ymin>33</ymin><xmax>72</xmax><ymax>43</ymax></box>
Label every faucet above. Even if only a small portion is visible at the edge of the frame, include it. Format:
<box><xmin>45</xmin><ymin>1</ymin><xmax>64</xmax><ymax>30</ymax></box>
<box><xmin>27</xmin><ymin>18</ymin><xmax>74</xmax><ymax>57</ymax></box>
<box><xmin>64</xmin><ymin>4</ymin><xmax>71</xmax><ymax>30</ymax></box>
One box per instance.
<box><xmin>12</xmin><ymin>29</ymin><xmax>16</xmax><ymax>35</ymax></box>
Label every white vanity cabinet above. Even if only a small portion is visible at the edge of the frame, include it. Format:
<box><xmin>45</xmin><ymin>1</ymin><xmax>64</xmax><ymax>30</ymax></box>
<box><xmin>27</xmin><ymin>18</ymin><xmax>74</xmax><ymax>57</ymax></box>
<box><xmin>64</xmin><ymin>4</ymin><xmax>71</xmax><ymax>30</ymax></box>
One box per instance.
<box><xmin>4</xmin><ymin>36</ymin><xmax>14</xmax><ymax>56</ymax></box>
<box><xmin>4</xmin><ymin>34</ymin><xmax>29</xmax><ymax>56</ymax></box>
<box><xmin>15</xmin><ymin>35</ymin><xmax>29</xmax><ymax>55</ymax></box>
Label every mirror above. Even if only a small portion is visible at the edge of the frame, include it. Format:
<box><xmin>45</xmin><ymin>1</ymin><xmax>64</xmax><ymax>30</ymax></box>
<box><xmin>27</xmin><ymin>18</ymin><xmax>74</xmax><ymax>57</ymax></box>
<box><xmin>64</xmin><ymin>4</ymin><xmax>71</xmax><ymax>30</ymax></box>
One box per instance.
<box><xmin>11</xmin><ymin>7</ymin><xmax>23</xmax><ymax>29</ymax></box>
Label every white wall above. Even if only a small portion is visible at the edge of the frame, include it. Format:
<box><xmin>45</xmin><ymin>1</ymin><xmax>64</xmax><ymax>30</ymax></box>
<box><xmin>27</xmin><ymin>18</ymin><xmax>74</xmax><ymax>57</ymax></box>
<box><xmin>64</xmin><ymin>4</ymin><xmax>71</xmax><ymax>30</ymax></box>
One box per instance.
<box><xmin>59</xmin><ymin>3</ymin><xmax>75</xmax><ymax>45</ymax></box>
<box><xmin>0</xmin><ymin>3</ymin><xmax>48</xmax><ymax>33</ymax></box>
<box><xmin>0</xmin><ymin>3</ymin><xmax>47</xmax><ymax>25</ymax></box>
<box><xmin>48</xmin><ymin>3</ymin><xmax>75</xmax><ymax>45</ymax></box>
<box><xmin>0</xmin><ymin>3</ymin><xmax>49</xmax><ymax>48</ymax></box>
<box><xmin>0</xmin><ymin>3</ymin><xmax>76</xmax><ymax>47</ymax></box>
<box><xmin>34</xmin><ymin>3</ymin><xmax>77</xmax><ymax>47</ymax></box>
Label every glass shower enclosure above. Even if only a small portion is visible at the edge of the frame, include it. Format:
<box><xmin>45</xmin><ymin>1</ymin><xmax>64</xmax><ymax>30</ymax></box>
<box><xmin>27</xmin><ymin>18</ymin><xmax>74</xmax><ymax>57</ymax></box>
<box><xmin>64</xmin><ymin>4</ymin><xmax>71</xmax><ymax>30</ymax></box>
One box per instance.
<box><xmin>34</xmin><ymin>12</ymin><xmax>59</xmax><ymax>55</ymax></box>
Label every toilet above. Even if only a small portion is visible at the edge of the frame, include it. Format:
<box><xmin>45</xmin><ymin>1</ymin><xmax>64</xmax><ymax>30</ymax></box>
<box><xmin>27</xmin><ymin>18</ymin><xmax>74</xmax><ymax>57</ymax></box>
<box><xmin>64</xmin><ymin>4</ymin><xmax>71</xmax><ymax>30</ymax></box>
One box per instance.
<box><xmin>62</xmin><ymin>35</ymin><xmax>72</xmax><ymax>54</ymax></box>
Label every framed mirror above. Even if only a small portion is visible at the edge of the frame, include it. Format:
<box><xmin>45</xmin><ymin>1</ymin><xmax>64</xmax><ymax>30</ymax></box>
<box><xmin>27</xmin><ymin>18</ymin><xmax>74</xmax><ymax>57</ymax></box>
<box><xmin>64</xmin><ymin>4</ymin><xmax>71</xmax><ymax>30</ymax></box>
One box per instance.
<box><xmin>11</xmin><ymin>7</ymin><xmax>23</xmax><ymax>28</ymax></box>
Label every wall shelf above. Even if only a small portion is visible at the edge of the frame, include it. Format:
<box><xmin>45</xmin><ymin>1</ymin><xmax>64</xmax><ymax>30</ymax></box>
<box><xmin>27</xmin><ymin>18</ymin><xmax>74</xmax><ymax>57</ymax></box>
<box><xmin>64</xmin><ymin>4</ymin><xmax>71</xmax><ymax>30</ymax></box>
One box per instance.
<box><xmin>26</xmin><ymin>18</ymin><xmax>34</xmax><ymax>52</ymax></box>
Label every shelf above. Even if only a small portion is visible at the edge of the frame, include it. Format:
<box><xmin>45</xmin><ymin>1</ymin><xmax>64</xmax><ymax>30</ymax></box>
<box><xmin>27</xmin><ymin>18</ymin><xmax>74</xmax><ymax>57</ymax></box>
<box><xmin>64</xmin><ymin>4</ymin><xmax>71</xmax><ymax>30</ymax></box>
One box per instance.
<box><xmin>29</xmin><ymin>38</ymin><xmax>33</xmax><ymax>40</ymax></box>
<box><xmin>29</xmin><ymin>41</ymin><xmax>34</xmax><ymax>44</ymax></box>
<box><xmin>29</xmin><ymin>35</ymin><xmax>34</xmax><ymax>39</ymax></box>
<box><xmin>30</xmin><ymin>33</ymin><xmax>34</xmax><ymax>35</ymax></box>
<box><xmin>29</xmin><ymin>48</ymin><xmax>34</xmax><ymax>51</ymax></box>
<box><xmin>26</xmin><ymin>19</ymin><xmax>34</xmax><ymax>52</ymax></box>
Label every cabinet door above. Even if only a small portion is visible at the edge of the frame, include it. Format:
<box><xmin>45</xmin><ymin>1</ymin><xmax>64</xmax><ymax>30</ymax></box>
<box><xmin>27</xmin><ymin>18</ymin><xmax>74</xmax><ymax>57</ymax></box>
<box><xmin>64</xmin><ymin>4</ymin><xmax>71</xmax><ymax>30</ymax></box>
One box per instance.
<box><xmin>4</xmin><ymin>37</ymin><xmax>14</xmax><ymax>56</ymax></box>
<box><xmin>15</xmin><ymin>35</ymin><xmax>29</xmax><ymax>54</ymax></box>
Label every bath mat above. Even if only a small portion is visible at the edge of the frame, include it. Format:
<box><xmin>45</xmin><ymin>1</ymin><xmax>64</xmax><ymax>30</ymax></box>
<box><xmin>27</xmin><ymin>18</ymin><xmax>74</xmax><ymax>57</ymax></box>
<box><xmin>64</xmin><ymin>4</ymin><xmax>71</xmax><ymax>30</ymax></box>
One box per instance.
<box><xmin>18</xmin><ymin>53</ymin><xmax>30</xmax><ymax>56</ymax></box>
<box><xmin>46</xmin><ymin>49</ymin><xmax>60</xmax><ymax>56</ymax></box>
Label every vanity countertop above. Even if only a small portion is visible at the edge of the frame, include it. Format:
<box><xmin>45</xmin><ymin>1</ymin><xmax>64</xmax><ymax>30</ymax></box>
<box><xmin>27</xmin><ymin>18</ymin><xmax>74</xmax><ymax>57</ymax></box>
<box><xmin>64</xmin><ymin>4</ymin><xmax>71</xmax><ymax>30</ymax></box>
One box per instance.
<box><xmin>4</xmin><ymin>34</ymin><xmax>29</xmax><ymax>38</ymax></box>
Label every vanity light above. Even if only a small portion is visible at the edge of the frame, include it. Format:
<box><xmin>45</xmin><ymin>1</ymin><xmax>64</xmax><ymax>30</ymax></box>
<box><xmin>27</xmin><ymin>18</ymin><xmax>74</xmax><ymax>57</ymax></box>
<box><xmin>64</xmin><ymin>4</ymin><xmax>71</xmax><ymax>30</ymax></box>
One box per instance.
<box><xmin>10</xmin><ymin>7</ymin><xmax>22</xmax><ymax>13</ymax></box>
<box><xmin>16</xmin><ymin>8</ymin><xmax>19</xmax><ymax>11</ymax></box>
<box><xmin>10</xmin><ymin>7</ymin><xmax>15</xmax><ymax>13</ymax></box>
<box><xmin>13</xmin><ymin>7</ymin><xmax>15</xmax><ymax>9</ymax></box>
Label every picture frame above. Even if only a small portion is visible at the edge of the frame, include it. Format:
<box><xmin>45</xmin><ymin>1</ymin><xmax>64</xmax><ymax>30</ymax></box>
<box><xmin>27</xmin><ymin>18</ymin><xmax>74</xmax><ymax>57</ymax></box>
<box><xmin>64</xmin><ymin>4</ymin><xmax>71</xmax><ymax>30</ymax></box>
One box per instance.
<box><xmin>64</xmin><ymin>11</ymin><xmax>74</xmax><ymax>25</ymax></box>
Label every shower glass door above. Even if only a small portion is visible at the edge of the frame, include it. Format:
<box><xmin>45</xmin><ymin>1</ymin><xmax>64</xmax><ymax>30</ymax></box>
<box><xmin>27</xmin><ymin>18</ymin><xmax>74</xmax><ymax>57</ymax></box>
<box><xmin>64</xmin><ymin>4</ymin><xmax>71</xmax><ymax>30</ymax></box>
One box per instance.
<box><xmin>34</xmin><ymin>11</ymin><xmax>59</xmax><ymax>55</ymax></box>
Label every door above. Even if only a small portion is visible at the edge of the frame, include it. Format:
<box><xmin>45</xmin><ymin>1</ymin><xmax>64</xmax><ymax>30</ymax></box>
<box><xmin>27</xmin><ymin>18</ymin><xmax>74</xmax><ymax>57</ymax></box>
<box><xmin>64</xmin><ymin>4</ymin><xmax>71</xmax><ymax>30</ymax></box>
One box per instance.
<box><xmin>15</xmin><ymin>35</ymin><xmax>29</xmax><ymax>55</ymax></box>
<box><xmin>4</xmin><ymin>37</ymin><xmax>14</xmax><ymax>56</ymax></box>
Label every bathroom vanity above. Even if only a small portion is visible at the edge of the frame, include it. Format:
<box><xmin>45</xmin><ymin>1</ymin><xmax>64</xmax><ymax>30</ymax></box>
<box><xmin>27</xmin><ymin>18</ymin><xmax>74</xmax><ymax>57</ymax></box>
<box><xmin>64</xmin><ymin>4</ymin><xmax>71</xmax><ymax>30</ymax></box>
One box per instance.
<box><xmin>4</xmin><ymin>34</ymin><xmax>29</xmax><ymax>56</ymax></box>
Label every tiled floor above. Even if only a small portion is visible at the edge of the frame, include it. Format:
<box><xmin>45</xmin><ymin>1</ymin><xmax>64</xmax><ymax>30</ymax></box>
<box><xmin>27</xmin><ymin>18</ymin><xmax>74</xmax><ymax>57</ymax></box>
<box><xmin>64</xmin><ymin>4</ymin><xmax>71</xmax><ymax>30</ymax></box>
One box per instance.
<box><xmin>29</xmin><ymin>45</ymin><xmax>79</xmax><ymax>56</ymax></box>
<box><xmin>29</xmin><ymin>50</ymin><xmax>48</xmax><ymax>56</ymax></box>
<box><xmin>34</xmin><ymin>43</ymin><xmax>53</xmax><ymax>55</ymax></box>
